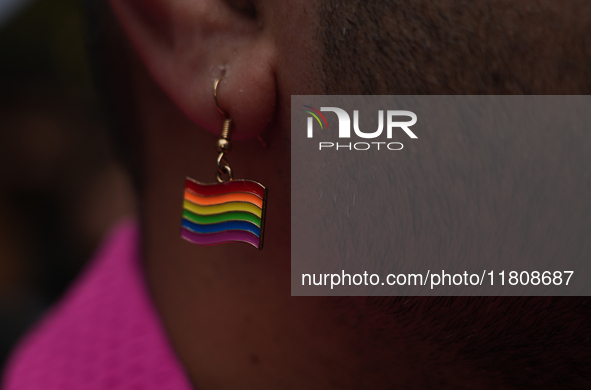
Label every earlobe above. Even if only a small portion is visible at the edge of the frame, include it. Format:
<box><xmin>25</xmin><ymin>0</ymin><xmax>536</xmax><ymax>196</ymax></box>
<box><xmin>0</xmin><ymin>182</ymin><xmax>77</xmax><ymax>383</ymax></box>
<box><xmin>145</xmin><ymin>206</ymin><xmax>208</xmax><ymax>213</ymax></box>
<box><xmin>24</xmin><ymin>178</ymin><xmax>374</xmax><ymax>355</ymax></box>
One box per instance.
<box><xmin>108</xmin><ymin>0</ymin><xmax>277</xmax><ymax>140</ymax></box>
<box><xmin>208</xmin><ymin>42</ymin><xmax>277</xmax><ymax>140</ymax></box>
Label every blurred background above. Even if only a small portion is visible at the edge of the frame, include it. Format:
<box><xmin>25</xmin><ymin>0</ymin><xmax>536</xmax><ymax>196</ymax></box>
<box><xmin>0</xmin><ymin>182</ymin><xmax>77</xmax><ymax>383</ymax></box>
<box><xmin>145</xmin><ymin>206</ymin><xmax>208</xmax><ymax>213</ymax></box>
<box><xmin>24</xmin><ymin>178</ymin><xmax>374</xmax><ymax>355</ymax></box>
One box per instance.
<box><xmin>0</xmin><ymin>0</ymin><xmax>134</xmax><ymax>367</ymax></box>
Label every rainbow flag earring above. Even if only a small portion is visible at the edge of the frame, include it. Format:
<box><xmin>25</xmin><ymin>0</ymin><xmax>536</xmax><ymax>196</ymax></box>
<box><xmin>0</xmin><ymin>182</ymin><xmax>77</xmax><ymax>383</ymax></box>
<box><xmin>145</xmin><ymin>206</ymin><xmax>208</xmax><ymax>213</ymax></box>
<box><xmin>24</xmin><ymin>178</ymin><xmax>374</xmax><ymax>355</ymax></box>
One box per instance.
<box><xmin>180</xmin><ymin>77</ymin><xmax>268</xmax><ymax>250</ymax></box>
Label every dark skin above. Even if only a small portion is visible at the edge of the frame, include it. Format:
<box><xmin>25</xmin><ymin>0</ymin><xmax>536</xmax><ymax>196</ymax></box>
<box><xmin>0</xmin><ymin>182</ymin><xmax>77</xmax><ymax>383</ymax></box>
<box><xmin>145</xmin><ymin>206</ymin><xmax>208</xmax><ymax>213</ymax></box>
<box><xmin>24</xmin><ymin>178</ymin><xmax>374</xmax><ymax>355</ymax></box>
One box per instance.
<box><xmin>98</xmin><ymin>0</ymin><xmax>591</xmax><ymax>388</ymax></box>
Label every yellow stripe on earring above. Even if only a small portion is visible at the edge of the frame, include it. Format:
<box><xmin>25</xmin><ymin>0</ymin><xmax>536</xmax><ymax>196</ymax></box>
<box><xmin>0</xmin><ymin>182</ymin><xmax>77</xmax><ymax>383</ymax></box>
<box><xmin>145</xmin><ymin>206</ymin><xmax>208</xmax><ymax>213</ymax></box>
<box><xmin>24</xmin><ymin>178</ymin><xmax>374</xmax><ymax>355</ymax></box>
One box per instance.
<box><xmin>183</xmin><ymin>200</ymin><xmax>262</xmax><ymax>218</ymax></box>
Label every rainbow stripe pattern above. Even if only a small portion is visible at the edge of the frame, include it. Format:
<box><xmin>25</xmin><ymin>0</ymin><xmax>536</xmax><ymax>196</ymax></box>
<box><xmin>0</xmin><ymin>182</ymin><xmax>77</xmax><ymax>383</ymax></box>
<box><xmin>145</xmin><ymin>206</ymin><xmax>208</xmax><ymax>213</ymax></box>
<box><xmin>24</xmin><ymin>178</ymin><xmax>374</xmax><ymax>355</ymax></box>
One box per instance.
<box><xmin>181</xmin><ymin>177</ymin><xmax>267</xmax><ymax>249</ymax></box>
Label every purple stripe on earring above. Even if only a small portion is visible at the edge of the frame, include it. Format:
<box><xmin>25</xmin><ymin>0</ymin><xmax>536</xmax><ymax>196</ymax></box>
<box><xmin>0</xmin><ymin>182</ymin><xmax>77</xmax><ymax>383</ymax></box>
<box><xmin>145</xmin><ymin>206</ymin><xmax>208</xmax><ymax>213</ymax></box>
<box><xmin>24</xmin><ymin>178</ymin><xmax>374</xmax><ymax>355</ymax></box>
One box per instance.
<box><xmin>181</xmin><ymin>227</ymin><xmax>260</xmax><ymax>248</ymax></box>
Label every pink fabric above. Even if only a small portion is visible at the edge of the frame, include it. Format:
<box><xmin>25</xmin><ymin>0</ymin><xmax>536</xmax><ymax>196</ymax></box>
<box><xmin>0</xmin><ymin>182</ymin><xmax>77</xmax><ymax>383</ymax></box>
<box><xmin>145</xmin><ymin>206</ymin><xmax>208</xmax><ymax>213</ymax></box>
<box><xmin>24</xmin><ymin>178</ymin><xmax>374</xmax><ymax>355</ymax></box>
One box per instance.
<box><xmin>2</xmin><ymin>220</ymin><xmax>194</xmax><ymax>390</ymax></box>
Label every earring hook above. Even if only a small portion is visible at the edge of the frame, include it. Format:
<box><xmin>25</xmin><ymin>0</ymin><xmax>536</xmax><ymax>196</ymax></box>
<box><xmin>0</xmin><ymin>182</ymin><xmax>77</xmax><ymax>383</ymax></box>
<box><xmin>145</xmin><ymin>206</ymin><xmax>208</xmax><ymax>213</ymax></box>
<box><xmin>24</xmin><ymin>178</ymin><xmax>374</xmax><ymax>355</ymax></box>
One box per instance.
<box><xmin>213</xmin><ymin>74</ymin><xmax>268</xmax><ymax>149</ymax></box>
<box><xmin>213</xmin><ymin>77</ymin><xmax>228</xmax><ymax>117</ymax></box>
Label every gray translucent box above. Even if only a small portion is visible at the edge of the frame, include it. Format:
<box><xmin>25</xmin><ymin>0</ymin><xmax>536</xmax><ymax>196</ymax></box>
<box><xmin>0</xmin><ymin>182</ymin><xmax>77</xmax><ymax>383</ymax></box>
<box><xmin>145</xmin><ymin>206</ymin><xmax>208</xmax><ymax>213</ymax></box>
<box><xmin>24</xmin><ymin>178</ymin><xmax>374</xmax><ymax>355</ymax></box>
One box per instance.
<box><xmin>291</xmin><ymin>96</ymin><xmax>591</xmax><ymax>296</ymax></box>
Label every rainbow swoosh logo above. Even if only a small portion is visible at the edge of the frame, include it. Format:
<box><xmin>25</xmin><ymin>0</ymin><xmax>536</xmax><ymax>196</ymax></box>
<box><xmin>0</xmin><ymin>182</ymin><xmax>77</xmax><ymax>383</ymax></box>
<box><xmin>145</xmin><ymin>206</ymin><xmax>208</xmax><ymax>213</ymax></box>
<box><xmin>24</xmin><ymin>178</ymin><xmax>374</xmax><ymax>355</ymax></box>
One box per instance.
<box><xmin>181</xmin><ymin>178</ymin><xmax>268</xmax><ymax>249</ymax></box>
<box><xmin>302</xmin><ymin>105</ymin><xmax>329</xmax><ymax>129</ymax></box>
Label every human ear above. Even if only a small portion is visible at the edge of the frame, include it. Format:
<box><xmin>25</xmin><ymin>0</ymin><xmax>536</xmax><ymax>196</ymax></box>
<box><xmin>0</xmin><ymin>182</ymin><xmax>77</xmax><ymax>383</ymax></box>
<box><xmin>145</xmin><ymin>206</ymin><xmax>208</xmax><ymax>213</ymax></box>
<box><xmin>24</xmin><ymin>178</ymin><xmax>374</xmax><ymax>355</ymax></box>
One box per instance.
<box><xmin>108</xmin><ymin>0</ymin><xmax>276</xmax><ymax>140</ymax></box>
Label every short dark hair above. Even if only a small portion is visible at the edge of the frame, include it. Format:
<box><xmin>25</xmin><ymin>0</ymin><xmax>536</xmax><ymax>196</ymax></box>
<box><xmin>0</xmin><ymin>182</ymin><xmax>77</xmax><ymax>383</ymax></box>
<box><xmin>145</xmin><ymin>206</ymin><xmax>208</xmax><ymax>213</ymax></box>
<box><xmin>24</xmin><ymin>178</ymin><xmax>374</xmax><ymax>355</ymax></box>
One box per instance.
<box><xmin>318</xmin><ymin>1</ymin><xmax>591</xmax><ymax>388</ymax></box>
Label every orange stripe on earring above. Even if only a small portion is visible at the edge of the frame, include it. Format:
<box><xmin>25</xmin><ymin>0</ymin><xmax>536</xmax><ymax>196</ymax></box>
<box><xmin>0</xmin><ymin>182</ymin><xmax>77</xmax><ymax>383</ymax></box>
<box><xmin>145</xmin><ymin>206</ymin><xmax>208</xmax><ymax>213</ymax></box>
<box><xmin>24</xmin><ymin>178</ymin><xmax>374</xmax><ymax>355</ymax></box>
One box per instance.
<box><xmin>184</xmin><ymin>190</ymin><xmax>264</xmax><ymax>208</ymax></box>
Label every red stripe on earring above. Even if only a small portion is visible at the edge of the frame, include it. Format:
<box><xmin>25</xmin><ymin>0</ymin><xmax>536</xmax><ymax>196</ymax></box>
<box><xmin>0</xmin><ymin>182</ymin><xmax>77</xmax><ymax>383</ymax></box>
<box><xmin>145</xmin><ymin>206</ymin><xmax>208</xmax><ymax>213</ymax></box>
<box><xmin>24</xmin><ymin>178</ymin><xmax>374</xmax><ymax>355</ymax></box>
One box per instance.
<box><xmin>185</xmin><ymin>178</ymin><xmax>265</xmax><ymax>199</ymax></box>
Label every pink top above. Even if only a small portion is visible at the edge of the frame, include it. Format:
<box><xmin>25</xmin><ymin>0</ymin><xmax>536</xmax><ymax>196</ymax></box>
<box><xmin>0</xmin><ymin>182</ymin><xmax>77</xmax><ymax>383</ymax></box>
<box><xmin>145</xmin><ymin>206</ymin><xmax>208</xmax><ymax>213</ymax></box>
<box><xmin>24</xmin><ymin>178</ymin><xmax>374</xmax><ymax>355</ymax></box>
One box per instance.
<box><xmin>2</xmin><ymin>220</ymin><xmax>194</xmax><ymax>390</ymax></box>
